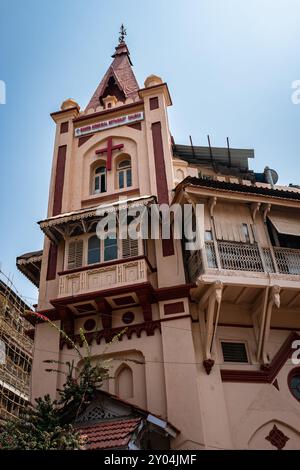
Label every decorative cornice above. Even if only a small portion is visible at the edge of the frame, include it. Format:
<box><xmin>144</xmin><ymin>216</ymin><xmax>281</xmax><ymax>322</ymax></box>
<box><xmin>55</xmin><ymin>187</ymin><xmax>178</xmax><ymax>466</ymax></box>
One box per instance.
<box><xmin>60</xmin><ymin>320</ymin><xmax>162</xmax><ymax>349</ymax></box>
<box><xmin>73</xmin><ymin>101</ymin><xmax>144</xmax><ymax>124</ymax></box>
<box><xmin>155</xmin><ymin>283</ymin><xmax>196</xmax><ymax>301</ymax></box>
<box><xmin>60</xmin><ymin>314</ymin><xmax>191</xmax><ymax>350</ymax></box>
<box><xmin>221</xmin><ymin>332</ymin><xmax>300</xmax><ymax>383</ymax></box>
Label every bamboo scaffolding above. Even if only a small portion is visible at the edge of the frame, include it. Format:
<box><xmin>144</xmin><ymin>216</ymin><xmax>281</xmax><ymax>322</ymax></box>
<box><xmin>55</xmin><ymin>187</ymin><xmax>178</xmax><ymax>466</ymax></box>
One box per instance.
<box><xmin>0</xmin><ymin>271</ymin><xmax>34</xmax><ymax>423</ymax></box>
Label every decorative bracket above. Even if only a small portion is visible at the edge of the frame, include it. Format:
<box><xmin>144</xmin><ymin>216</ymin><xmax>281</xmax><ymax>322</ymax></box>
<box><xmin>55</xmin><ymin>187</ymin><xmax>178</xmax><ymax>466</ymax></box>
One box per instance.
<box><xmin>257</xmin><ymin>285</ymin><xmax>281</xmax><ymax>364</ymax></box>
<box><xmin>208</xmin><ymin>197</ymin><xmax>217</xmax><ymax>217</ymax></box>
<box><xmin>201</xmin><ymin>281</ymin><xmax>223</xmax><ymax>374</ymax></box>
<box><xmin>261</xmin><ymin>203</ymin><xmax>271</xmax><ymax>223</ymax></box>
<box><xmin>251</xmin><ymin>202</ymin><xmax>261</xmax><ymax>222</ymax></box>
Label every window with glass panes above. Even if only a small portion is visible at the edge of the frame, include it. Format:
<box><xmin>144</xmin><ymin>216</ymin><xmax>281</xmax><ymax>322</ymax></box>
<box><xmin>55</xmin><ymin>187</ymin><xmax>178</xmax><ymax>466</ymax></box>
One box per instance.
<box><xmin>94</xmin><ymin>166</ymin><xmax>106</xmax><ymax>194</ymax></box>
<box><xmin>118</xmin><ymin>160</ymin><xmax>132</xmax><ymax>189</ymax></box>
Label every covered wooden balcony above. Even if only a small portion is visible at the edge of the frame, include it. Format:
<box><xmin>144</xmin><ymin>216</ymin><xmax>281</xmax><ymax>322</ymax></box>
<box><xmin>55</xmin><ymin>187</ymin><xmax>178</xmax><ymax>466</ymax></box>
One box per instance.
<box><xmin>188</xmin><ymin>241</ymin><xmax>300</xmax><ymax>282</ymax></box>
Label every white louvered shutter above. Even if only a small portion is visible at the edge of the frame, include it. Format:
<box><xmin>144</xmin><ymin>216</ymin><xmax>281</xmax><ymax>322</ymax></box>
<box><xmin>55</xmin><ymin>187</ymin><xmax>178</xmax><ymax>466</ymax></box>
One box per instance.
<box><xmin>122</xmin><ymin>238</ymin><xmax>139</xmax><ymax>259</ymax></box>
<box><xmin>68</xmin><ymin>240</ymin><xmax>83</xmax><ymax>269</ymax></box>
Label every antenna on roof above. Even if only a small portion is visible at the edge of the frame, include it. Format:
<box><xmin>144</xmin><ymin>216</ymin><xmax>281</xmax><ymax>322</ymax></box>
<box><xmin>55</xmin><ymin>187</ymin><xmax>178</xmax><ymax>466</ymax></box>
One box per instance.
<box><xmin>189</xmin><ymin>135</ymin><xmax>196</xmax><ymax>159</ymax></box>
<box><xmin>207</xmin><ymin>135</ymin><xmax>216</xmax><ymax>170</ymax></box>
<box><xmin>226</xmin><ymin>137</ymin><xmax>232</xmax><ymax>168</ymax></box>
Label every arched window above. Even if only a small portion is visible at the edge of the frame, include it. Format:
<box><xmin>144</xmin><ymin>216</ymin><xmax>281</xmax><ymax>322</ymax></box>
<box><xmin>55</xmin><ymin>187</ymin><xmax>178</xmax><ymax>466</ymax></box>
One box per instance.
<box><xmin>88</xmin><ymin>235</ymin><xmax>100</xmax><ymax>265</ymax></box>
<box><xmin>117</xmin><ymin>159</ymin><xmax>132</xmax><ymax>189</ymax></box>
<box><xmin>94</xmin><ymin>166</ymin><xmax>106</xmax><ymax>194</ymax></box>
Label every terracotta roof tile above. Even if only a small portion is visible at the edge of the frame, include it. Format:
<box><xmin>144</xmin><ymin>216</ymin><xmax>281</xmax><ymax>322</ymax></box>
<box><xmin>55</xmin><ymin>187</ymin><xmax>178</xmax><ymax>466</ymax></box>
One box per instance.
<box><xmin>78</xmin><ymin>418</ymin><xmax>141</xmax><ymax>450</ymax></box>
<box><xmin>86</xmin><ymin>42</ymin><xmax>139</xmax><ymax>111</ymax></box>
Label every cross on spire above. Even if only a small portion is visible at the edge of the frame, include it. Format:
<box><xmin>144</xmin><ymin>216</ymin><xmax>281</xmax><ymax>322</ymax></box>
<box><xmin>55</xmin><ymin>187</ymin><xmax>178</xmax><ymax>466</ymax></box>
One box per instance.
<box><xmin>119</xmin><ymin>24</ymin><xmax>127</xmax><ymax>43</ymax></box>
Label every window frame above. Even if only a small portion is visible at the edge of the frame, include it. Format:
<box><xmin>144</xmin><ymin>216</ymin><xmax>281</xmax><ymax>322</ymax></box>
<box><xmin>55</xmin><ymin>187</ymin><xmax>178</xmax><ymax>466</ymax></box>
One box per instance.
<box><xmin>65</xmin><ymin>232</ymin><xmax>143</xmax><ymax>270</ymax></box>
<box><xmin>94</xmin><ymin>165</ymin><xmax>107</xmax><ymax>194</ymax></box>
<box><xmin>288</xmin><ymin>368</ymin><xmax>300</xmax><ymax>402</ymax></box>
<box><xmin>117</xmin><ymin>159</ymin><xmax>132</xmax><ymax>189</ymax></box>
<box><xmin>219</xmin><ymin>339</ymin><xmax>251</xmax><ymax>365</ymax></box>
<box><xmin>87</xmin><ymin>234</ymin><xmax>101</xmax><ymax>265</ymax></box>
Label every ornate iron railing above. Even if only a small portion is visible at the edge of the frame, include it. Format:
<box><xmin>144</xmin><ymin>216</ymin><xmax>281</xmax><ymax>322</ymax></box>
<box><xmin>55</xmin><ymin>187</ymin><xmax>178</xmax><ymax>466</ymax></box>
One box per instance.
<box><xmin>273</xmin><ymin>247</ymin><xmax>300</xmax><ymax>275</ymax></box>
<box><xmin>218</xmin><ymin>241</ymin><xmax>263</xmax><ymax>272</ymax></box>
<box><xmin>187</xmin><ymin>241</ymin><xmax>300</xmax><ymax>281</ymax></box>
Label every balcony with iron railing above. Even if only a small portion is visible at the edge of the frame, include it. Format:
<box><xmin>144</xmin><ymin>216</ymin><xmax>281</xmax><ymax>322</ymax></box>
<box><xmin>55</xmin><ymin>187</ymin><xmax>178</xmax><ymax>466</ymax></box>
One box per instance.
<box><xmin>187</xmin><ymin>240</ymin><xmax>300</xmax><ymax>282</ymax></box>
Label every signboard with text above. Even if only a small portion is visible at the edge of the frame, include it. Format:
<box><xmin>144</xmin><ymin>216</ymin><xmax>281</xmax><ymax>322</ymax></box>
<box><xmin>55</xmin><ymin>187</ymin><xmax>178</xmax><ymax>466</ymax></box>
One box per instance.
<box><xmin>74</xmin><ymin>111</ymin><xmax>144</xmax><ymax>137</ymax></box>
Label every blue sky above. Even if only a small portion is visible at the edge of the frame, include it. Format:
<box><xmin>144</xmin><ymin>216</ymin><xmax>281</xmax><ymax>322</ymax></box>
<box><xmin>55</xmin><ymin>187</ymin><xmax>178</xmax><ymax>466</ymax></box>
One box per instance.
<box><xmin>0</xmin><ymin>0</ymin><xmax>300</xmax><ymax>303</ymax></box>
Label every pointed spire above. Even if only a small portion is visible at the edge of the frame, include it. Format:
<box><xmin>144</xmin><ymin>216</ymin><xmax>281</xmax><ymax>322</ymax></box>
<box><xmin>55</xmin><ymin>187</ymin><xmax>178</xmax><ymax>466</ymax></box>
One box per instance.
<box><xmin>111</xmin><ymin>24</ymin><xmax>133</xmax><ymax>66</ymax></box>
<box><xmin>85</xmin><ymin>26</ymin><xmax>139</xmax><ymax>111</ymax></box>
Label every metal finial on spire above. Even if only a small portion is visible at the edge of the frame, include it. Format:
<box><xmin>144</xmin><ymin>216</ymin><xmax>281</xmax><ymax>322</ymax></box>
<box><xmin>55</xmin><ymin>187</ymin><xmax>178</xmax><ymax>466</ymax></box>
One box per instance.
<box><xmin>119</xmin><ymin>24</ymin><xmax>127</xmax><ymax>43</ymax></box>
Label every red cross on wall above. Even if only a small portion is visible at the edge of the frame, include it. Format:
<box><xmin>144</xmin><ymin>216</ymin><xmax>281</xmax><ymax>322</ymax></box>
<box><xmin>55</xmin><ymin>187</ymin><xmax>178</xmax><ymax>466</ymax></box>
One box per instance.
<box><xmin>95</xmin><ymin>137</ymin><xmax>124</xmax><ymax>171</ymax></box>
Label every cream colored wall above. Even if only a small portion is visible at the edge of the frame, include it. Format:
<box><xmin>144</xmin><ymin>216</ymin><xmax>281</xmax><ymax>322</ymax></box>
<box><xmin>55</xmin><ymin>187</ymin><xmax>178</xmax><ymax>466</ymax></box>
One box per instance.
<box><xmin>222</xmin><ymin>339</ymin><xmax>300</xmax><ymax>450</ymax></box>
<box><xmin>57</xmin><ymin>328</ymin><xmax>167</xmax><ymax>419</ymax></box>
<box><xmin>189</xmin><ymin>317</ymin><xmax>300</xmax><ymax>449</ymax></box>
<box><xmin>31</xmin><ymin>320</ymin><xmax>61</xmax><ymax>400</ymax></box>
<box><xmin>160</xmin><ymin>316</ymin><xmax>205</xmax><ymax>449</ymax></box>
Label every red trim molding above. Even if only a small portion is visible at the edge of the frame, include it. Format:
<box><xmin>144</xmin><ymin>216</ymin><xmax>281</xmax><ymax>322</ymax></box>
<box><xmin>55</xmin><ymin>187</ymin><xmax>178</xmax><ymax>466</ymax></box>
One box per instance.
<box><xmin>73</xmin><ymin>101</ymin><xmax>144</xmax><ymax>124</ymax></box>
<box><xmin>52</xmin><ymin>145</ymin><xmax>67</xmax><ymax>216</ymax></box>
<box><xmin>164</xmin><ymin>301</ymin><xmax>185</xmax><ymax>316</ymax></box>
<box><xmin>156</xmin><ymin>283</ymin><xmax>195</xmax><ymax>301</ymax></box>
<box><xmin>46</xmin><ymin>243</ymin><xmax>58</xmax><ymax>281</ymax></box>
<box><xmin>221</xmin><ymin>332</ymin><xmax>300</xmax><ymax>383</ymax></box>
<box><xmin>151</xmin><ymin>121</ymin><xmax>174</xmax><ymax>256</ymax></box>
<box><xmin>150</xmin><ymin>97</ymin><xmax>159</xmax><ymax>110</ymax></box>
<box><xmin>60</xmin><ymin>122</ymin><xmax>69</xmax><ymax>134</ymax></box>
<box><xmin>151</xmin><ymin>121</ymin><xmax>169</xmax><ymax>205</ymax></box>
<box><xmin>60</xmin><ymin>314</ymin><xmax>191</xmax><ymax>349</ymax></box>
<box><xmin>78</xmin><ymin>134</ymin><xmax>94</xmax><ymax>147</ymax></box>
<box><xmin>60</xmin><ymin>320</ymin><xmax>161</xmax><ymax>349</ymax></box>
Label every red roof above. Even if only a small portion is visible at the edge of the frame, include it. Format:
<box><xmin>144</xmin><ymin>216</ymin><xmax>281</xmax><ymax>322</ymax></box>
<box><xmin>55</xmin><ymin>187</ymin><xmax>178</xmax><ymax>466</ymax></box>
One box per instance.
<box><xmin>86</xmin><ymin>42</ymin><xmax>139</xmax><ymax>112</ymax></box>
<box><xmin>79</xmin><ymin>418</ymin><xmax>141</xmax><ymax>450</ymax></box>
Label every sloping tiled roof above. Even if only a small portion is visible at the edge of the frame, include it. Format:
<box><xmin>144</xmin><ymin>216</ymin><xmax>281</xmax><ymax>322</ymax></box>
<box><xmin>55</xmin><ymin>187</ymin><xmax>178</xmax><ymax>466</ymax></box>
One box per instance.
<box><xmin>179</xmin><ymin>176</ymin><xmax>300</xmax><ymax>201</ymax></box>
<box><xmin>16</xmin><ymin>250</ymin><xmax>43</xmax><ymax>262</ymax></box>
<box><xmin>86</xmin><ymin>42</ymin><xmax>139</xmax><ymax>111</ymax></box>
<box><xmin>79</xmin><ymin>418</ymin><xmax>141</xmax><ymax>450</ymax></box>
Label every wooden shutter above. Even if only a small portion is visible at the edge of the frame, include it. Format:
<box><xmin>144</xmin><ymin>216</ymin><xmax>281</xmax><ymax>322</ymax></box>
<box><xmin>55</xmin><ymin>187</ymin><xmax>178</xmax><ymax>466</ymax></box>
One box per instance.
<box><xmin>122</xmin><ymin>239</ymin><xmax>139</xmax><ymax>259</ymax></box>
<box><xmin>68</xmin><ymin>240</ymin><xmax>83</xmax><ymax>269</ymax></box>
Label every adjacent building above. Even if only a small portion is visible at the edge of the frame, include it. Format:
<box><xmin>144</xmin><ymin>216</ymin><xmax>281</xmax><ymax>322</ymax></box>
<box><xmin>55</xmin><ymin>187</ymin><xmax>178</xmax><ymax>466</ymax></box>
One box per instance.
<box><xmin>17</xmin><ymin>32</ymin><xmax>300</xmax><ymax>449</ymax></box>
<box><xmin>0</xmin><ymin>276</ymin><xmax>33</xmax><ymax>423</ymax></box>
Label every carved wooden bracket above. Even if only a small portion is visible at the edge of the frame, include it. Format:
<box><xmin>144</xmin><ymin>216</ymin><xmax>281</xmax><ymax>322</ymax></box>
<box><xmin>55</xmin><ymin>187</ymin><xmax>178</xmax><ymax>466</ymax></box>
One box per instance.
<box><xmin>261</xmin><ymin>203</ymin><xmax>271</xmax><ymax>223</ymax></box>
<box><xmin>257</xmin><ymin>285</ymin><xmax>281</xmax><ymax>364</ymax></box>
<box><xmin>208</xmin><ymin>197</ymin><xmax>217</xmax><ymax>217</ymax></box>
<box><xmin>251</xmin><ymin>202</ymin><xmax>261</xmax><ymax>222</ymax></box>
<box><xmin>201</xmin><ymin>282</ymin><xmax>223</xmax><ymax>369</ymax></box>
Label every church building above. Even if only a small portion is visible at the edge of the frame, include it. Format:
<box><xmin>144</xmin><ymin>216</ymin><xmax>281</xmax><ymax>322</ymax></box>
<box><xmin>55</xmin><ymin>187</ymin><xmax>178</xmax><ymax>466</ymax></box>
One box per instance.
<box><xmin>18</xmin><ymin>29</ymin><xmax>300</xmax><ymax>450</ymax></box>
